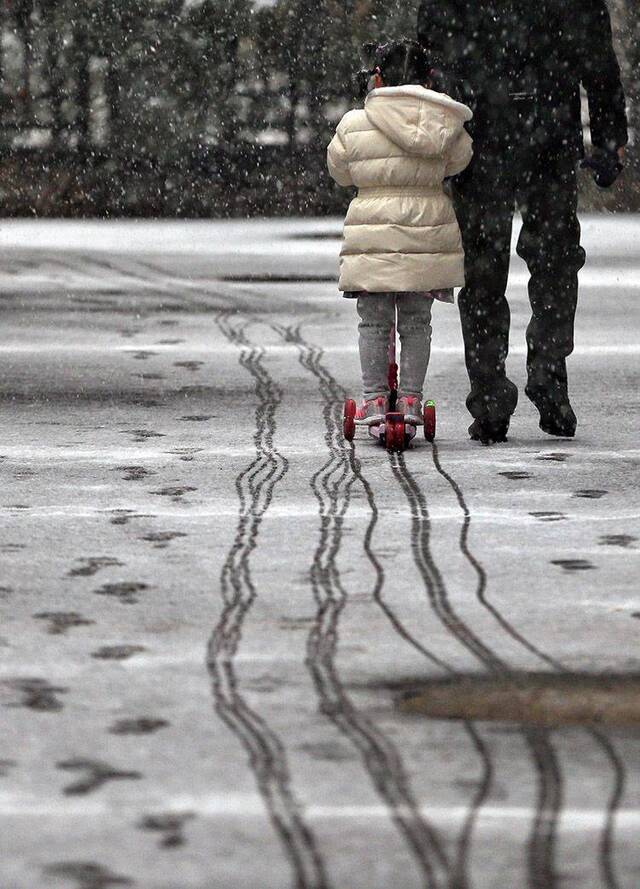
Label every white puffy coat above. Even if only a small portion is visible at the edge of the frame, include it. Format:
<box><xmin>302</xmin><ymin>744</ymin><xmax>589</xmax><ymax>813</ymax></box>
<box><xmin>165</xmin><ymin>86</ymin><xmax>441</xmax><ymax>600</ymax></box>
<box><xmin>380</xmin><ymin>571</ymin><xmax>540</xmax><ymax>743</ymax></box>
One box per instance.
<box><xmin>327</xmin><ymin>86</ymin><xmax>473</xmax><ymax>293</ymax></box>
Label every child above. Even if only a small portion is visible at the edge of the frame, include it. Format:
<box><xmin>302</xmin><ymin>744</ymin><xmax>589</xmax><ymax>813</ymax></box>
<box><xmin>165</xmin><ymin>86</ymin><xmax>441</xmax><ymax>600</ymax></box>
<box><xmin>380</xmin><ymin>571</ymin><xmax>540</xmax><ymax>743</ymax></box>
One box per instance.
<box><xmin>327</xmin><ymin>39</ymin><xmax>473</xmax><ymax>426</ymax></box>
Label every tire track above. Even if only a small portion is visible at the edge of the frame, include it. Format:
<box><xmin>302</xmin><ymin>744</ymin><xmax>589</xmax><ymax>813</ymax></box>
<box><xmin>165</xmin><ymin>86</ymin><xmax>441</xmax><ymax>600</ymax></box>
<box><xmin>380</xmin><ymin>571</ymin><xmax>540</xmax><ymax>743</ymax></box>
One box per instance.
<box><xmin>390</xmin><ymin>453</ymin><xmax>563</xmax><ymax>889</ymax></box>
<box><xmin>429</xmin><ymin>446</ymin><xmax>560</xmax><ymax>670</ymax></box>
<box><xmin>591</xmin><ymin>731</ymin><xmax>625</xmax><ymax>889</ymax></box>
<box><xmin>447</xmin><ymin>719</ymin><xmax>494</xmax><ymax>889</ymax></box>
<box><xmin>273</xmin><ymin>321</ymin><xmax>497</xmax><ymax>889</ymax></box>
<box><xmin>429</xmin><ymin>444</ymin><xmax>626</xmax><ymax>889</ymax></box>
<box><xmin>206</xmin><ymin>313</ymin><xmax>330</xmax><ymax>889</ymax></box>
<box><xmin>346</xmin><ymin>445</ymin><xmax>493</xmax><ymax>889</ymax></box>
<box><xmin>274</xmin><ymin>322</ymin><xmax>450</xmax><ymax>889</ymax></box>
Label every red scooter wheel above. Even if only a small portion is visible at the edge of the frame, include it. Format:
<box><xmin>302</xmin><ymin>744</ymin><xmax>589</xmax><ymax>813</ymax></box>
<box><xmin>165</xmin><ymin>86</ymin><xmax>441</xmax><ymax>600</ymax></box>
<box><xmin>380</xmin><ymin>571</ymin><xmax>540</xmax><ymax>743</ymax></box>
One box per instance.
<box><xmin>423</xmin><ymin>401</ymin><xmax>436</xmax><ymax>442</ymax></box>
<box><xmin>386</xmin><ymin>415</ymin><xmax>406</xmax><ymax>453</ymax></box>
<box><xmin>343</xmin><ymin>399</ymin><xmax>356</xmax><ymax>442</ymax></box>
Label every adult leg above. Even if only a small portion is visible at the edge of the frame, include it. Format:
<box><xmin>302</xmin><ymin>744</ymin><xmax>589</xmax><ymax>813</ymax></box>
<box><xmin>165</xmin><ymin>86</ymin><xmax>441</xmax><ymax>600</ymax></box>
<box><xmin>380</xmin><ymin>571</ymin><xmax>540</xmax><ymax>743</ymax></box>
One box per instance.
<box><xmin>452</xmin><ymin>152</ymin><xmax>519</xmax><ymax>430</ymax></box>
<box><xmin>516</xmin><ymin>154</ymin><xmax>586</xmax><ymax>435</ymax></box>
<box><xmin>396</xmin><ymin>292</ymin><xmax>433</xmax><ymax>399</ymax></box>
<box><xmin>356</xmin><ymin>293</ymin><xmax>395</xmax><ymax>401</ymax></box>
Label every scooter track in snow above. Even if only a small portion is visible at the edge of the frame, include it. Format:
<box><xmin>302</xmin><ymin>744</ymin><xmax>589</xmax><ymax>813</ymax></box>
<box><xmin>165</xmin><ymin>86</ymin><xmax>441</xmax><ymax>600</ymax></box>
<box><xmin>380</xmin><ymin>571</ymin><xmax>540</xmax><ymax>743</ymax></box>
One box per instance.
<box><xmin>210</xmin><ymin>313</ymin><xmax>330</xmax><ymax>889</ymax></box>
<box><xmin>389</xmin><ymin>452</ymin><xmax>563</xmax><ymax>889</ymax></box>
<box><xmin>429</xmin><ymin>443</ymin><xmax>625</xmax><ymax>889</ymax></box>
<box><xmin>345</xmin><ymin>444</ymin><xmax>494</xmax><ymax>889</ymax></box>
<box><xmin>274</xmin><ymin>322</ymin><xmax>451</xmax><ymax>889</ymax></box>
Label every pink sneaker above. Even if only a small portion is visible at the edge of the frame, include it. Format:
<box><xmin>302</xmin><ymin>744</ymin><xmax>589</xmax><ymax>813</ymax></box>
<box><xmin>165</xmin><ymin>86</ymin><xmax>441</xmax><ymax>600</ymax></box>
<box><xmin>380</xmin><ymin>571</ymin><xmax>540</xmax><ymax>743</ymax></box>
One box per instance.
<box><xmin>354</xmin><ymin>395</ymin><xmax>388</xmax><ymax>426</ymax></box>
<box><xmin>397</xmin><ymin>395</ymin><xmax>423</xmax><ymax>425</ymax></box>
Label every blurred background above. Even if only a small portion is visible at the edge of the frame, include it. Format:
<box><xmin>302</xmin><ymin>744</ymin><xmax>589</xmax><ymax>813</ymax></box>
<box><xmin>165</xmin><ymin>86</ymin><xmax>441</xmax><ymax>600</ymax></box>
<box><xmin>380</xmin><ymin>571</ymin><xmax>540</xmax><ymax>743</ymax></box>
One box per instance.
<box><xmin>0</xmin><ymin>0</ymin><xmax>636</xmax><ymax>218</ymax></box>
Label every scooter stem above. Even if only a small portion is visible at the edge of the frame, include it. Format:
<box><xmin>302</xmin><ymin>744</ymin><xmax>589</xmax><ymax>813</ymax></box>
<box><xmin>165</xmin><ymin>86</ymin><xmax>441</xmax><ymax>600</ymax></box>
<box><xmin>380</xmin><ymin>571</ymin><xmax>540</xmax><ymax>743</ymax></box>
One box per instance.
<box><xmin>387</xmin><ymin>322</ymin><xmax>398</xmax><ymax>408</ymax></box>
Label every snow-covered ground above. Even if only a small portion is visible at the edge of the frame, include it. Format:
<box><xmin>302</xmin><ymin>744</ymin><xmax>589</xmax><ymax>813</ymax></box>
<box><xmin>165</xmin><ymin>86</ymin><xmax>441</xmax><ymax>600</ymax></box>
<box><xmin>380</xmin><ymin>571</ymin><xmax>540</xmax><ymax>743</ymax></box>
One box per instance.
<box><xmin>1</xmin><ymin>216</ymin><xmax>639</xmax><ymax>889</ymax></box>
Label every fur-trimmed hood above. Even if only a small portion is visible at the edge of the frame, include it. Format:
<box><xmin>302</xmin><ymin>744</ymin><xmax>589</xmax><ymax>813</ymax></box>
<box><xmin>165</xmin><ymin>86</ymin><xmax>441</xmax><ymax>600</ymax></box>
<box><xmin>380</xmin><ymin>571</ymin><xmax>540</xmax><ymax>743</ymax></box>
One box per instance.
<box><xmin>365</xmin><ymin>85</ymin><xmax>472</xmax><ymax>157</ymax></box>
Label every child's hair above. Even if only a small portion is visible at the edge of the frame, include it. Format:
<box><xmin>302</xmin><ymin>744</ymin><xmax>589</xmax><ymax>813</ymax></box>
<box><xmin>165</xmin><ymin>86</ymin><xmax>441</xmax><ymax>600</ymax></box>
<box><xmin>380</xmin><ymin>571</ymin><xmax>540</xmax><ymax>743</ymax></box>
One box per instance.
<box><xmin>357</xmin><ymin>39</ymin><xmax>432</xmax><ymax>95</ymax></box>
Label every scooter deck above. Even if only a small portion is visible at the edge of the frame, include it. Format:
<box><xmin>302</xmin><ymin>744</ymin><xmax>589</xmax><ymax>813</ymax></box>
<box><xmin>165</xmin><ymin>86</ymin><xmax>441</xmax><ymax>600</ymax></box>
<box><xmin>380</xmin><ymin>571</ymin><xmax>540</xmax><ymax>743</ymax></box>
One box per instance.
<box><xmin>368</xmin><ymin>412</ymin><xmax>417</xmax><ymax>450</ymax></box>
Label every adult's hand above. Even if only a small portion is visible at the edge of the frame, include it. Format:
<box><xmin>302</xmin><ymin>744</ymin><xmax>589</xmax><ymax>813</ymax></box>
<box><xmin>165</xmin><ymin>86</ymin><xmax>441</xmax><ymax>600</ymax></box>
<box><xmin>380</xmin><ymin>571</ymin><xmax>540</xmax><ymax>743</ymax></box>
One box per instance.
<box><xmin>581</xmin><ymin>147</ymin><xmax>624</xmax><ymax>188</ymax></box>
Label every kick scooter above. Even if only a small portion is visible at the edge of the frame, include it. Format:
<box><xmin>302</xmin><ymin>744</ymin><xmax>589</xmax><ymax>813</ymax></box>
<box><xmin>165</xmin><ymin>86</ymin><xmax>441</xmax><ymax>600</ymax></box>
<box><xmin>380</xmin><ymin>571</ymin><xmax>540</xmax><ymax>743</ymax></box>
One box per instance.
<box><xmin>343</xmin><ymin>323</ymin><xmax>436</xmax><ymax>452</ymax></box>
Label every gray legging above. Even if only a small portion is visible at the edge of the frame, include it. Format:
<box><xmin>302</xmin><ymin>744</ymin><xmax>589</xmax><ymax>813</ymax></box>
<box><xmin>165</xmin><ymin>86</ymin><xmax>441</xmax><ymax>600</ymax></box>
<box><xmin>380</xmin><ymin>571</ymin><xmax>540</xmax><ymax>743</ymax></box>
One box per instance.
<box><xmin>356</xmin><ymin>292</ymin><xmax>433</xmax><ymax>401</ymax></box>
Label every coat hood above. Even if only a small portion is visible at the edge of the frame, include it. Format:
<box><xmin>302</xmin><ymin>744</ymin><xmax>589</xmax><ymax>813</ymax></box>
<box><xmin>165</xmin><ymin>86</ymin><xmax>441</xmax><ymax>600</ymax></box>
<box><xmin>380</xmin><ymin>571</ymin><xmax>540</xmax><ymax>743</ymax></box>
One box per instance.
<box><xmin>364</xmin><ymin>86</ymin><xmax>472</xmax><ymax>157</ymax></box>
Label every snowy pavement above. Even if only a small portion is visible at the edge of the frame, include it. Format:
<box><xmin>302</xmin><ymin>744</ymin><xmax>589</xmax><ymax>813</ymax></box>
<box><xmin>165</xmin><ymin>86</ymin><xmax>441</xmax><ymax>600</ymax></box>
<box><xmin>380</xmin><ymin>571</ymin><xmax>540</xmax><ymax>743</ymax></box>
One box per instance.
<box><xmin>1</xmin><ymin>216</ymin><xmax>640</xmax><ymax>889</ymax></box>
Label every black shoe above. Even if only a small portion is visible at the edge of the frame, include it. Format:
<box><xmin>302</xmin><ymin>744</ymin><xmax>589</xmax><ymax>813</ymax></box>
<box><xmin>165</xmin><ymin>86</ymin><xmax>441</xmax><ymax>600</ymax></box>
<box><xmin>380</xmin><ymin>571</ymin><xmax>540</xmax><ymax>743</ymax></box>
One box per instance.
<box><xmin>538</xmin><ymin>401</ymin><xmax>577</xmax><ymax>438</ymax></box>
<box><xmin>468</xmin><ymin>417</ymin><xmax>510</xmax><ymax>445</ymax></box>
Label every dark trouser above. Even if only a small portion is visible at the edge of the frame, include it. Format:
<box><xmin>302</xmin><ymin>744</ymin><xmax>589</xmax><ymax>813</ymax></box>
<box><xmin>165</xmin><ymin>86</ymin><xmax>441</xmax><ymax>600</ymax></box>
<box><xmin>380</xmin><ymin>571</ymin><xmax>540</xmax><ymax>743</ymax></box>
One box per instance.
<box><xmin>452</xmin><ymin>146</ymin><xmax>586</xmax><ymax>422</ymax></box>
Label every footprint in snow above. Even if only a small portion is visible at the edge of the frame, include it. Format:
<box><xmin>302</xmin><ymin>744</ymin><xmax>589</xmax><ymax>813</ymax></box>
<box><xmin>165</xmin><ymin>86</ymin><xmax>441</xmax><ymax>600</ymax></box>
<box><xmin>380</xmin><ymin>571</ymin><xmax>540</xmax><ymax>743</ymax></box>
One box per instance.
<box><xmin>137</xmin><ymin>811</ymin><xmax>195</xmax><ymax>849</ymax></box>
<box><xmin>108</xmin><ymin>510</ymin><xmax>154</xmax><ymax>526</ymax></box>
<box><xmin>56</xmin><ymin>758</ymin><xmax>142</xmax><ymax>796</ymax></box>
<box><xmin>109</xmin><ymin>717</ymin><xmax>169</xmax><ymax>735</ymax></box>
<box><xmin>1</xmin><ymin>677</ymin><xmax>68</xmax><ymax>711</ymax></box>
<box><xmin>33</xmin><ymin>612</ymin><xmax>95</xmax><ymax>635</ymax></box>
<box><xmin>179</xmin><ymin>415</ymin><xmax>214</xmax><ymax>422</ymax></box>
<box><xmin>68</xmin><ymin>557</ymin><xmax>124</xmax><ymax>577</ymax></box>
<box><xmin>43</xmin><ymin>861</ymin><xmax>133</xmax><ymax>889</ymax></box>
<box><xmin>529</xmin><ymin>512</ymin><xmax>568</xmax><ymax>523</ymax></box>
<box><xmin>551</xmin><ymin>559</ymin><xmax>597</xmax><ymax>572</ymax></box>
<box><xmin>139</xmin><ymin>531</ymin><xmax>187</xmax><ymax>548</ymax></box>
<box><xmin>113</xmin><ymin>465</ymin><xmax>157</xmax><ymax>481</ymax></box>
<box><xmin>91</xmin><ymin>644</ymin><xmax>147</xmax><ymax>661</ymax></box>
<box><xmin>120</xmin><ymin>429</ymin><xmax>166</xmax><ymax>443</ymax></box>
<box><xmin>173</xmin><ymin>360</ymin><xmax>204</xmax><ymax>372</ymax></box>
<box><xmin>0</xmin><ymin>759</ymin><xmax>17</xmax><ymax>777</ymax></box>
<box><xmin>93</xmin><ymin>582</ymin><xmax>150</xmax><ymax>605</ymax></box>
<box><xmin>536</xmin><ymin>453</ymin><xmax>571</xmax><ymax>462</ymax></box>
<box><xmin>150</xmin><ymin>486</ymin><xmax>197</xmax><ymax>502</ymax></box>
<box><xmin>599</xmin><ymin>534</ymin><xmax>636</xmax><ymax>548</ymax></box>
<box><xmin>126</xmin><ymin>350</ymin><xmax>158</xmax><ymax>360</ymax></box>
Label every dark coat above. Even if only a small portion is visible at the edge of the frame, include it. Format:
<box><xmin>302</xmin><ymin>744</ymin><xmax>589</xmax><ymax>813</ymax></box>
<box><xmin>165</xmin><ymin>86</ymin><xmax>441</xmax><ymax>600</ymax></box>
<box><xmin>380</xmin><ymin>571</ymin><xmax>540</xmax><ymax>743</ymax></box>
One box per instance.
<box><xmin>417</xmin><ymin>0</ymin><xmax>628</xmax><ymax>155</ymax></box>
